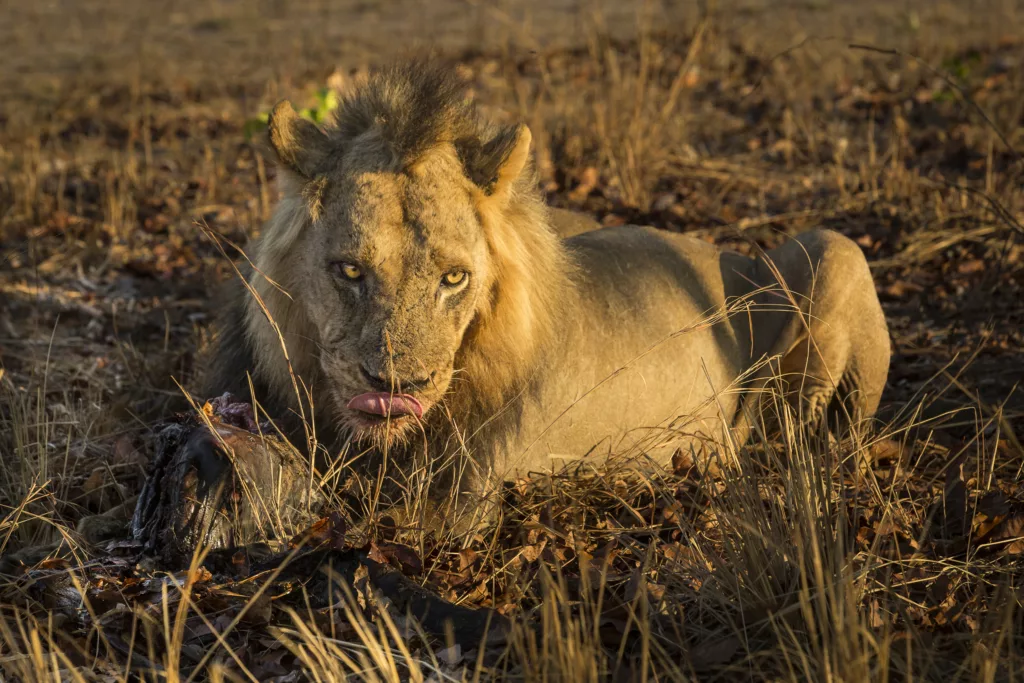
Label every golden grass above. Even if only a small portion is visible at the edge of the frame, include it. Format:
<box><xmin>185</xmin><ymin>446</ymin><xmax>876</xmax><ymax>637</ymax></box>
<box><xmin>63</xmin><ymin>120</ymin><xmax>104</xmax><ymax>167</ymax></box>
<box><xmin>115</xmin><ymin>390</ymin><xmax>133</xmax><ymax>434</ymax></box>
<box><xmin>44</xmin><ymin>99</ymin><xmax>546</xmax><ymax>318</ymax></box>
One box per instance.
<box><xmin>0</xmin><ymin>388</ymin><xmax>1021</xmax><ymax>681</ymax></box>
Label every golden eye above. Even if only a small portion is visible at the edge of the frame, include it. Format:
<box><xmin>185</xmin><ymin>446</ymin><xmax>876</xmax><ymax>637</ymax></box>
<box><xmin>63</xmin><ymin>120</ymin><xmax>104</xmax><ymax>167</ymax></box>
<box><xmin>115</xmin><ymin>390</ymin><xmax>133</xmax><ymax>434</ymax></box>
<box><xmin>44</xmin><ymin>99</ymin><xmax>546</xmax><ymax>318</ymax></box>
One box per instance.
<box><xmin>442</xmin><ymin>270</ymin><xmax>467</xmax><ymax>287</ymax></box>
<box><xmin>334</xmin><ymin>262</ymin><xmax>363</xmax><ymax>281</ymax></box>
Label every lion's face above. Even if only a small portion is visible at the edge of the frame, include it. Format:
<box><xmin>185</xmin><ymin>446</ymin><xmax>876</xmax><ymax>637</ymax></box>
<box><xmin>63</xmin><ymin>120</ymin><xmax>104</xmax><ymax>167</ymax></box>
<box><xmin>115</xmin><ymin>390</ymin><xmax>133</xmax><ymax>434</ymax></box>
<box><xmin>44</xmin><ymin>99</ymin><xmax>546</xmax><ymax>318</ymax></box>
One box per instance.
<box><xmin>253</xmin><ymin>83</ymin><xmax>541</xmax><ymax>448</ymax></box>
<box><xmin>290</xmin><ymin>150</ymin><xmax>490</xmax><ymax>445</ymax></box>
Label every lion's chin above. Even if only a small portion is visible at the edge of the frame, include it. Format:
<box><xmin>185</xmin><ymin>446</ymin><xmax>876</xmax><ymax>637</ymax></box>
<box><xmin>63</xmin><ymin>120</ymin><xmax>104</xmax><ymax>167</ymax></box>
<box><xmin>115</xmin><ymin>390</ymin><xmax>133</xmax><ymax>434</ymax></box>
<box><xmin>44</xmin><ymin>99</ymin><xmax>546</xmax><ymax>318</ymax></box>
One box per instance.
<box><xmin>341</xmin><ymin>410</ymin><xmax>422</xmax><ymax>450</ymax></box>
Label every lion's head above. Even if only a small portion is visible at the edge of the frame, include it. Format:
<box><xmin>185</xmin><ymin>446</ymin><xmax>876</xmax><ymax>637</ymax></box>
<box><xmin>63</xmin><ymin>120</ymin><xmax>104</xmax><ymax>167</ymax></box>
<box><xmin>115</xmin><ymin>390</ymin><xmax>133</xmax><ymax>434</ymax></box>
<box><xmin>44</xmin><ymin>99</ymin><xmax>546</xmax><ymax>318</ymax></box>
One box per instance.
<box><xmin>244</xmin><ymin>62</ymin><xmax>571</xmax><ymax>448</ymax></box>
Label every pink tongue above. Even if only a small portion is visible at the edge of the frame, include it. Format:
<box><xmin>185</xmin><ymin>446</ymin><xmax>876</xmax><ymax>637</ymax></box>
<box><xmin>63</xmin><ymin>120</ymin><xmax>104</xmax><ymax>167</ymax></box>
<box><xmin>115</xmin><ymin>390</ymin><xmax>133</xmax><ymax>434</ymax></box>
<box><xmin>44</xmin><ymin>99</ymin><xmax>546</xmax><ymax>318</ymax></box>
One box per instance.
<box><xmin>346</xmin><ymin>392</ymin><xmax>424</xmax><ymax>419</ymax></box>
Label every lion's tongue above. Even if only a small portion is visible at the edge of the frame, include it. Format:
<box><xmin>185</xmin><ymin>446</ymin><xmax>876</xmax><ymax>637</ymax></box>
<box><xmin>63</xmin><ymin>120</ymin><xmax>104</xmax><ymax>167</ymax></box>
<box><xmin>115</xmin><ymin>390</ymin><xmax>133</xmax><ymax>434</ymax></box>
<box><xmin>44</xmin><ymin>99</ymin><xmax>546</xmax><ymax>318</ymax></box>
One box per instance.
<box><xmin>346</xmin><ymin>392</ymin><xmax>423</xmax><ymax>419</ymax></box>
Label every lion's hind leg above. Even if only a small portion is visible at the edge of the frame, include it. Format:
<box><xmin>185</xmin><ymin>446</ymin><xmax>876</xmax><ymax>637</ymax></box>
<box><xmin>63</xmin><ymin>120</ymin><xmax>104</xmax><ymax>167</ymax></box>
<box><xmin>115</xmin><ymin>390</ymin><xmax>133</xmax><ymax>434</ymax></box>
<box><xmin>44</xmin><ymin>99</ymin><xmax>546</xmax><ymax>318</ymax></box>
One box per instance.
<box><xmin>776</xmin><ymin>332</ymin><xmax>849</xmax><ymax>429</ymax></box>
<box><xmin>753</xmin><ymin>230</ymin><xmax>890</xmax><ymax>439</ymax></box>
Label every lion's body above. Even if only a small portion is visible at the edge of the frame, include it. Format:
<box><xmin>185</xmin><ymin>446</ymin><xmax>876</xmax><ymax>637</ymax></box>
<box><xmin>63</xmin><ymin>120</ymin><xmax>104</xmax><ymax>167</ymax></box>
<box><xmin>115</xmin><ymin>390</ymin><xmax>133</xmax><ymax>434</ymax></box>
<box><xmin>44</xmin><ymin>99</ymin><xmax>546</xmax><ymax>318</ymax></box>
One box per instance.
<box><xmin>204</xmin><ymin>62</ymin><xmax>890</xmax><ymax>507</ymax></box>
<box><xmin>506</xmin><ymin>226</ymin><xmax>889</xmax><ymax>477</ymax></box>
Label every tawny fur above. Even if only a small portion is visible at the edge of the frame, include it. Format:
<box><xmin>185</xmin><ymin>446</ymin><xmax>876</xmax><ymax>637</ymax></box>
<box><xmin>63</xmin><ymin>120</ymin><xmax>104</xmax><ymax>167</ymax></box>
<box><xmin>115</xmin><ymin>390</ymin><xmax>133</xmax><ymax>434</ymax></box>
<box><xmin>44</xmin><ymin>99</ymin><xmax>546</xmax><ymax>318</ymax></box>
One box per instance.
<box><xmin>204</xmin><ymin>61</ymin><xmax>891</xmax><ymax>511</ymax></box>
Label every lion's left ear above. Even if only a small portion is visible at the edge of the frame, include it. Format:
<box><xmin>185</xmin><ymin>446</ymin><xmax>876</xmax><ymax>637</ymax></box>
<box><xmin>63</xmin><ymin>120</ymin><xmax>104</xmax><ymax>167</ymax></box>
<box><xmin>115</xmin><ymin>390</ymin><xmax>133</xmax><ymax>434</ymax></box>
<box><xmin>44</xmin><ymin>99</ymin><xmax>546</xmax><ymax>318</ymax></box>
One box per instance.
<box><xmin>492</xmin><ymin>124</ymin><xmax>532</xmax><ymax>199</ymax></box>
<box><xmin>471</xmin><ymin>124</ymin><xmax>533</xmax><ymax>206</ymax></box>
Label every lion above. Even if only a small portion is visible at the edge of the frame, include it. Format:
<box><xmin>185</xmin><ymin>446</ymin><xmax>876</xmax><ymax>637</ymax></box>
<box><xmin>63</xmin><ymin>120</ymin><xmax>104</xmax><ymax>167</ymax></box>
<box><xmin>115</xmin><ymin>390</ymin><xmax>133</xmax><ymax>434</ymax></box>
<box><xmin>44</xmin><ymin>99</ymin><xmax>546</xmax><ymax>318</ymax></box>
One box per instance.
<box><xmin>201</xmin><ymin>61</ymin><xmax>890</xmax><ymax>514</ymax></box>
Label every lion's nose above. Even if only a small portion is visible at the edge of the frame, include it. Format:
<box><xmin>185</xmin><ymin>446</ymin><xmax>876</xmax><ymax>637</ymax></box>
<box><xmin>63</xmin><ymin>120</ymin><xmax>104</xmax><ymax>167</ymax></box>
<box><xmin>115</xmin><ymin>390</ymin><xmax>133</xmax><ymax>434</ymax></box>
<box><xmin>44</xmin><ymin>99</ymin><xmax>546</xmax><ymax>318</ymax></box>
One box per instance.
<box><xmin>359</xmin><ymin>365</ymin><xmax>433</xmax><ymax>393</ymax></box>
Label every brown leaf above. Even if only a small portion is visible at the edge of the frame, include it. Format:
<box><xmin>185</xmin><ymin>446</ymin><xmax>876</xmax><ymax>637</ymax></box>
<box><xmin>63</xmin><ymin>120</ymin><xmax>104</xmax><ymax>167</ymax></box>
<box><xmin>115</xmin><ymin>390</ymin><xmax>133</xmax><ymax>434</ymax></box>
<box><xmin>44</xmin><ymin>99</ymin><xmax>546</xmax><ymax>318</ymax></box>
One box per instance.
<box><xmin>661</xmin><ymin>501</ymin><xmax>685</xmax><ymax>523</ymax></box>
<box><xmin>869</xmin><ymin>599</ymin><xmax>888</xmax><ymax>628</ymax></box>
<box><xmin>458</xmin><ymin>548</ymin><xmax>479</xmax><ymax>573</ymax></box>
<box><xmin>957</xmin><ymin>259</ymin><xmax>985</xmax><ymax>275</ymax></box>
<box><xmin>288</xmin><ymin>512</ymin><xmax>346</xmax><ymax>550</ymax></box>
<box><xmin>366</xmin><ymin>543</ymin><xmax>387</xmax><ymax>565</ymax></box>
<box><xmin>375</xmin><ymin>542</ymin><xmax>423</xmax><ymax>575</ymax></box>
<box><xmin>583</xmin><ymin>540</ymin><xmax>619</xmax><ymax>581</ymax></box>
<box><xmin>671</xmin><ymin>448</ymin><xmax>694</xmax><ymax>474</ymax></box>
<box><xmin>664</xmin><ymin>543</ymin><xmax>710</xmax><ymax>571</ymax></box>
<box><xmin>995</xmin><ymin>514</ymin><xmax>1024</xmax><ymax>554</ymax></box>
<box><xmin>289</xmin><ymin>517</ymin><xmax>332</xmax><ymax>549</ymax></box>
<box><xmin>239</xmin><ymin>593</ymin><xmax>273</xmax><ymax>626</ymax></box>
<box><xmin>36</xmin><ymin>558</ymin><xmax>70</xmax><ymax>570</ymax></box>
<box><xmin>870</xmin><ymin>439</ymin><xmax>903</xmax><ymax>463</ymax></box>
<box><xmin>520</xmin><ymin>539</ymin><xmax>547</xmax><ymax>564</ymax></box>
<box><xmin>188</xmin><ymin>567</ymin><xmax>213</xmax><ymax>585</ymax></box>
<box><xmin>83</xmin><ymin>467</ymin><xmax>107</xmax><ymax>496</ymax></box>
<box><xmin>883</xmin><ymin>280</ymin><xmax>924</xmax><ymax>298</ymax></box>
<box><xmin>111</xmin><ymin>436</ymin><xmax>138</xmax><ymax>465</ymax></box>
<box><xmin>231</xmin><ymin>549</ymin><xmax>249</xmax><ymax>576</ymax></box>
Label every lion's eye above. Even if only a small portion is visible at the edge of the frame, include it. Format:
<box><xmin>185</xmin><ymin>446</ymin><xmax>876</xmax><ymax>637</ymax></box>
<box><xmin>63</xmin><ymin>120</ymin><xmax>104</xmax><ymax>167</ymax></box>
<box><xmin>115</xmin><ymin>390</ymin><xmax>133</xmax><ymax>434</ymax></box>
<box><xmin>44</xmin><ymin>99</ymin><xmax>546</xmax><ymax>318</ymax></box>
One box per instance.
<box><xmin>333</xmin><ymin>262</ymin><xmax>363</xmax><ymax>281</ymax></box>
<box><xmin>441</xmin><ymin>270</ymin><xmax>467</xmax><ymax>287</ymax></box>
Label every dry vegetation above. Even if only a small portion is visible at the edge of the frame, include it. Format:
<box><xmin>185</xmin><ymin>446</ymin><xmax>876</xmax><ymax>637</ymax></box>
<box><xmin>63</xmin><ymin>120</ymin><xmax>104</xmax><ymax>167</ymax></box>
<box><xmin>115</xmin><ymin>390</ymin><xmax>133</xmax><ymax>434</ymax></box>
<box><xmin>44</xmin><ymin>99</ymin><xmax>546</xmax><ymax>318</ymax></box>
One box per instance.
<box><xmin>1</xmin><ymin>0</ymin><xmax>1023</xmax><ymax>680</ymax></box>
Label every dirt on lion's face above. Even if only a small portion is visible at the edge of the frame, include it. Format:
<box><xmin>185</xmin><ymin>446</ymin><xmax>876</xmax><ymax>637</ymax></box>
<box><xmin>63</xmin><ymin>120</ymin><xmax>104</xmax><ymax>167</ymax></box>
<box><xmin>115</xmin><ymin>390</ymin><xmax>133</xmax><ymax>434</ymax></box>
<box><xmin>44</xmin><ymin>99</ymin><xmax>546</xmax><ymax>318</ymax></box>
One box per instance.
<box><xmin>290</xmin><ymin>150</ymin><xmax>492</xmax><ymax>445</ymax></box>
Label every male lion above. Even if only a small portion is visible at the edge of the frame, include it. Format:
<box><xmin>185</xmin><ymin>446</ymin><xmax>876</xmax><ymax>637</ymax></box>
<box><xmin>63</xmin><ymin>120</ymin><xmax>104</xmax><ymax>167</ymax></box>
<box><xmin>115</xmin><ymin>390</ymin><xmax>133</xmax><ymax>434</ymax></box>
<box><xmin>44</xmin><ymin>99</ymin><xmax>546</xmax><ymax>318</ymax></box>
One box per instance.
<box><xmin>205</xmin><ymin>61</ymin><xmax>890</xmax><ymax>512</ymax></box>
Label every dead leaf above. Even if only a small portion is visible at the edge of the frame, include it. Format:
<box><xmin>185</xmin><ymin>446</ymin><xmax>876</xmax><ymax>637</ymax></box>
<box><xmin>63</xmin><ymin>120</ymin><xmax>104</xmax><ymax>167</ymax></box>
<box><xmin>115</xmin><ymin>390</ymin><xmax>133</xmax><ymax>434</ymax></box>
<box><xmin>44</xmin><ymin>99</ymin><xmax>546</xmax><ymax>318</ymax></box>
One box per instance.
<box><xmin>375</xmin><ymin>542</ymin><xmax>423</xmax><ymax>575</ymax></box>
<box><xmin>366</xmin><ymin>543</ymin><xmax>387</xmax><ymax>565</ymax></box>
<box><xmin>111</xmin><ymin>436</ymin><xmax>137</xmax><ymax>464</ymax></box>
<box><xmin>870</xmin><ymin>439</ymin><xmax>903</xmax><ymax>463</ymax></box>
<box><xmin>231</xmin><ymin>549</ymin><xmax>249</xmax><ymax>576</ymax></box>
<box><xmin>671</xmin><ymin>448</ymin><xmax>695</xmax><ymax>474</ymax></box>
<box><xmin>520</xmin><ymin>539</ymin><xmax>547</xmax><ymax>564</ymax></box>
<box><xmin>957</xmin><ymin>259</ymin><xmax>985</xmax><ymax>275</ymax></box>
<box><xmin>995</xmin><ymin>515</ymin><xmax>1024</xmax><ymax>554</ymax></box>
<box><xmin>240</xmin><ymin>593</ymin><xmax>273</xmax><ymax>626</ymax></box>
<box><xmin>869</xmin><ymin>599</ymin><xmax>887</xmax><ymax>628</ymax></box>
<box><xmin>458</xmin><ymin>548</ymin><xmax>479</xmax><ymax>573</ymax></box>
<box><xmin>289</xmin><ymin>512</ymin><xmax>346</xmax><ymax>550</ymax></box>
<box><xmin>83</xmin><ymin>467</ymin><xmax>107</xmax><ymax>496</ymax></box>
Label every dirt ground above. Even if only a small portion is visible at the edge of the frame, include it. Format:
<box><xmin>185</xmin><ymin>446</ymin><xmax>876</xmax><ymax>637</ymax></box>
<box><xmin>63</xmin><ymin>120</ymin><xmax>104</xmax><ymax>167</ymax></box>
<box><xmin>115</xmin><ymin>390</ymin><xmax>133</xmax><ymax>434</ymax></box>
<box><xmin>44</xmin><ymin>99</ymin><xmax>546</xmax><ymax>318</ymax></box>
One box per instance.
<box><xmin>1</xmin><ymin>0</ymin><xmax>1023</xmax><ymax>680</ymax></box>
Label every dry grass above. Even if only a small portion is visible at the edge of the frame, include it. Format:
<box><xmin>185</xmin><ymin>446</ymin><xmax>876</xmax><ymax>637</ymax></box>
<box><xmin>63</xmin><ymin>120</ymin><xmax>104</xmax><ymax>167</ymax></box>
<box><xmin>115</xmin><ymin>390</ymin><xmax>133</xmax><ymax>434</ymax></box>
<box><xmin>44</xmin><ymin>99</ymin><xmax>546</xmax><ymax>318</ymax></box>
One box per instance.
<box><xmin>1</xmin><ymin>0</ymin><xmax>1023</xmax><ymax>680</ymax></box>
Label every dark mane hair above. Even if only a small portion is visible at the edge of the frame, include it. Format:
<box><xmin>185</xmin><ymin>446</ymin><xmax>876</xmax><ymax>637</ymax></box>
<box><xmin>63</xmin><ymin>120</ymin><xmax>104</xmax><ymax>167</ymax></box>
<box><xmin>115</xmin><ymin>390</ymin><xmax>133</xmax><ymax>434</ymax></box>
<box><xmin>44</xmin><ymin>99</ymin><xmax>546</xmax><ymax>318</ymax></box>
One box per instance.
<box><xmin>330</xmin><ymin>59</ymin><xmax>520</xmax><ymax>193</ymax></box>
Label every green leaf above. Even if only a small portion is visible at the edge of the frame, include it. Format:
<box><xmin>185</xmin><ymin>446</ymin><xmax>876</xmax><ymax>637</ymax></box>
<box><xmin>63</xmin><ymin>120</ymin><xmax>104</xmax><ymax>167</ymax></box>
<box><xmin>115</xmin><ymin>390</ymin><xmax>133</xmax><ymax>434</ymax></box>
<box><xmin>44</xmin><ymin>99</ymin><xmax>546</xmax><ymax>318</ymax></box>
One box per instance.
<box><xmin>242</xmin><ymin>115</ymin><xmax>269</xmax><ymax>141</ymax></box>
<box><xmin>244</xmin><ymin>83</ymin><xmax>339</xmax><ymax>136</ymax></box>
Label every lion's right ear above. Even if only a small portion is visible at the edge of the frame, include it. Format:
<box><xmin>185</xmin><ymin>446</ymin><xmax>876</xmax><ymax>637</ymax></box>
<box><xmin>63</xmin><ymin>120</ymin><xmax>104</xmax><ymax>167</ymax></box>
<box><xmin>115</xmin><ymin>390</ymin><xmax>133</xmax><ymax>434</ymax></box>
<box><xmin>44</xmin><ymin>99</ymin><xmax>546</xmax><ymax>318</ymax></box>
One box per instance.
<box><xmin>265</xmin><ymin>101</ymin><xmax>330</xmax><ymax>179</ymax></box>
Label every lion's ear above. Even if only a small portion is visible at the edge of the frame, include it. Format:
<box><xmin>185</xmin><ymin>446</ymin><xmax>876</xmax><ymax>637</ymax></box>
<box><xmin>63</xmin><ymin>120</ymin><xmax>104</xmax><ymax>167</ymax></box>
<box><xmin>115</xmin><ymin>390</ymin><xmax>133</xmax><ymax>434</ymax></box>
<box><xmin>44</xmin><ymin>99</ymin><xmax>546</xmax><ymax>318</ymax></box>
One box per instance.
<box><xmin>265</xmin><ymin>101</ymin><xmax>330</xmax><ymax>179</ymax></box>
<box><xmin>482</xmin><ymin>124</ymin><xmax>532</xmax><ymax>205</ymax></box>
